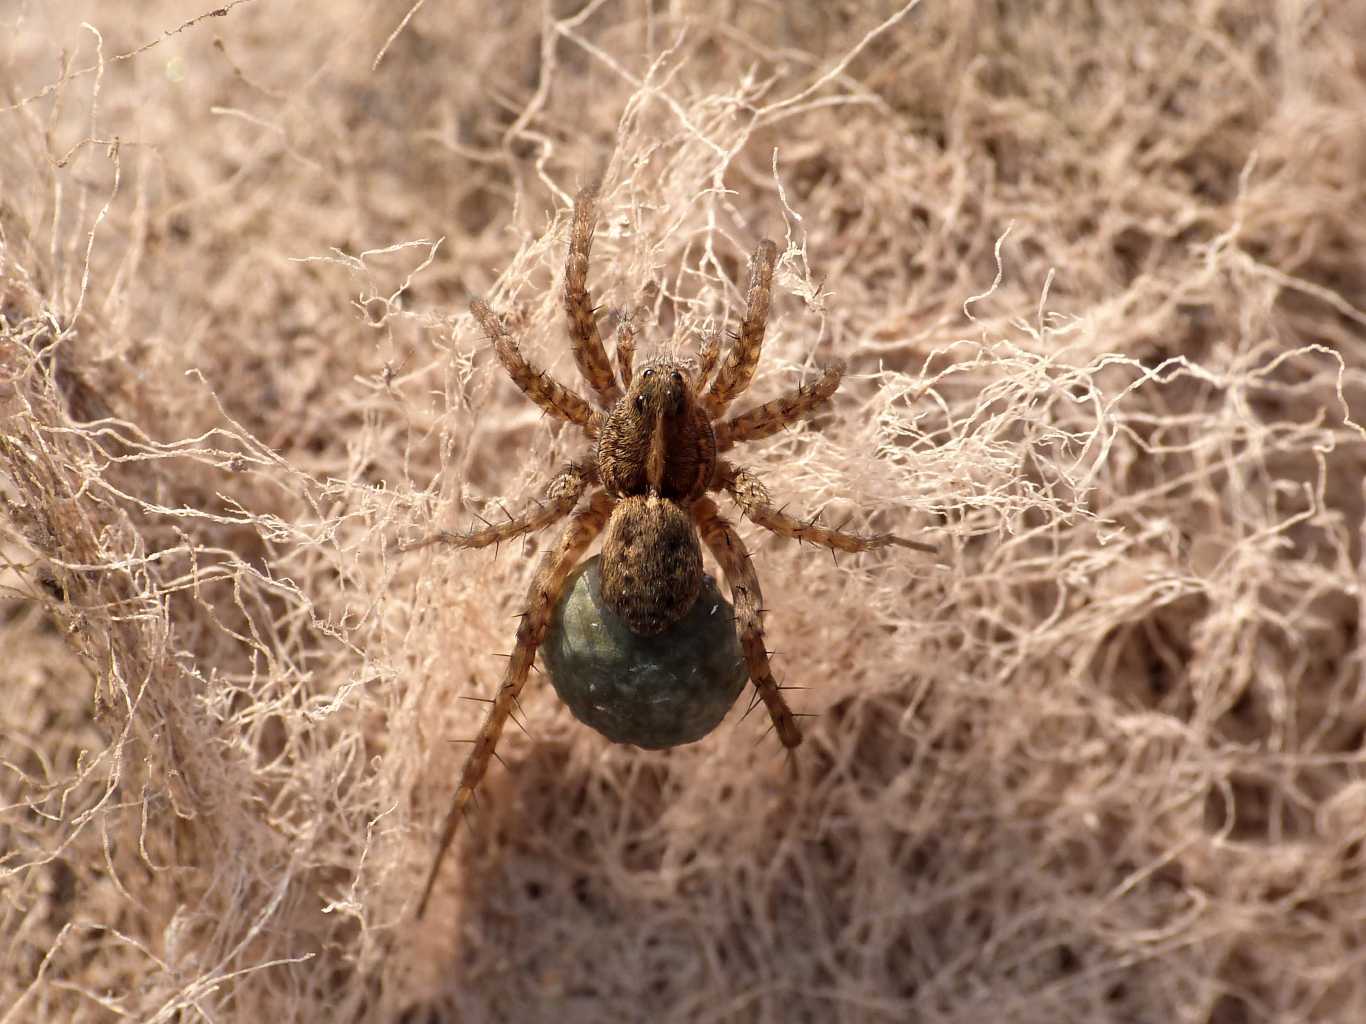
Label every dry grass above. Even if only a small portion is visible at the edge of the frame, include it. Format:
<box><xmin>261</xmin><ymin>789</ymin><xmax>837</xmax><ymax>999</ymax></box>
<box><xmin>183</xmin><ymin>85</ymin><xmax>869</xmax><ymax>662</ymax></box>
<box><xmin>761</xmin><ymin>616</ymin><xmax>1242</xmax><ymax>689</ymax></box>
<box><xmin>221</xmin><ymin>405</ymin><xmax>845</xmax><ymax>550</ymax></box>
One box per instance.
<box><xmin>3</xmin><ymin>2</ymin><xmax>1366</xmax><ymax>1021</ymax></box>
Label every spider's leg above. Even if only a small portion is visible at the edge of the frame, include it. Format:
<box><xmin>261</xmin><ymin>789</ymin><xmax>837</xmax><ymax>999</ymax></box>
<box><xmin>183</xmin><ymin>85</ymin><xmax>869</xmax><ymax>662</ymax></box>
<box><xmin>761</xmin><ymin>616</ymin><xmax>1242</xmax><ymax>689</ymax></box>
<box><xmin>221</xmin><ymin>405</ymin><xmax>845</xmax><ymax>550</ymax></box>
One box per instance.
<box><xmin>565</xmin><ymin>186</ymin><xmax>625</xmax><ymax>406</ymax></box>
<box><xmin>714</xmin><ymin>361</ymin><xmax>844</xmax><ymax>452</ymax></box>
<box><xmin>399</xmin><ymin>463</ymin><xmax>594</xmax><ymax>555</ymax></box>
<box><xmin>472</xmin><ymin>301</ymin><xmax>603</xmax><ymax>438</ymax></box>
<box><xmin>714</xmin><ymin>461</ymin><xmax>938</xmax><ymax>555</ymax></box>
<box><xmin>702</xmin><ymin>240</ymin><xmax>777</xmax><ymax>419</ymax></box>
<box><xmin>416</xmin><ymin>490</ymin><xmax>615</xmax><ymax>917</ymax></box>
<box><xmin>613</xmin><ymin>308</ymin><xmax>638</xmax><ymax>387</ymax></box>
<box><xmin>692</xmin><ymin>496</ymin><xmax>802</xmax><ymax>750</ymax></box>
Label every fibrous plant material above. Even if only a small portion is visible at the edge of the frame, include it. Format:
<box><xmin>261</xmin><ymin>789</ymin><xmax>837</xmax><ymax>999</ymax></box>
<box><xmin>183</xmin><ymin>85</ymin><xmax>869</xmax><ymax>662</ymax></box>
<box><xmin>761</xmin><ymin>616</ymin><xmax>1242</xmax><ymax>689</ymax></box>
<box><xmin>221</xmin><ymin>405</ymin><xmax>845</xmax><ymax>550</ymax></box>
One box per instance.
<box><xmin>3</xmin><ymin>2</ymin><xmax>1366</xmax><ymax>1023</ymax></box>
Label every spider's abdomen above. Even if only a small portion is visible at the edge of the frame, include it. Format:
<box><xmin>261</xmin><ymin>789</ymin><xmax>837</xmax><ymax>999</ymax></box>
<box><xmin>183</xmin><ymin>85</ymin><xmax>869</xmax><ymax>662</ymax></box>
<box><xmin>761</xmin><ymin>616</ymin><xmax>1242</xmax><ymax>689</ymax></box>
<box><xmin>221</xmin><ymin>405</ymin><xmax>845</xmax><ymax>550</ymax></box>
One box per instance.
<box><xmin>599</xmin><ymin>494</ymin><xmax>703</xmax><ymax>635</ymax></box>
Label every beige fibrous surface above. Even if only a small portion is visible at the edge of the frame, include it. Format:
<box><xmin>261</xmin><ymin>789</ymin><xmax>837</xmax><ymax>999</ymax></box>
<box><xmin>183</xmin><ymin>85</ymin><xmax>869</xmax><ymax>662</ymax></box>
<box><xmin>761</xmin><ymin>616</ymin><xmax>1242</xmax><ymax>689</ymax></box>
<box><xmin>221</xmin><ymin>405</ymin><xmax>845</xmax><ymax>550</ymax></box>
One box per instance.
<box><xmin>3</xmin><ymin>2</ymin><xmax>1366</xmax><ymax>1022</ymax></box>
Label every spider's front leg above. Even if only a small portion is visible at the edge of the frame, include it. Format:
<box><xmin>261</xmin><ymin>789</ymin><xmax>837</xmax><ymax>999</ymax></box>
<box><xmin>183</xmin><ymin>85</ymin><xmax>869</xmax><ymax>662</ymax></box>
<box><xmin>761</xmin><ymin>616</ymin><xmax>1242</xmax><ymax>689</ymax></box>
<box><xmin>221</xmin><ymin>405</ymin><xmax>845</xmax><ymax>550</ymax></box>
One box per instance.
<box><xmin>714</xmin><ymin>361</ymin><xmax>844</xmax><ymax>452</ymax></box>
<box><xmin>714</xmin><ymin>460</ymin><xmax>937</xmax><ymax>555</ymax></box>
<box><xmin>398</xmin><ymin>463</ymin><xmax>595</xmax><ymax>555</ymax></box>
<box><xmin>566</xmin><ymin>186</ymin><xmax>625</xmax><ymax>407</ymax></box>
<box><xmin>416</xmin><ymin>491</ymin><xmax>615</xmax><ymax>917</ymax></box>
<box><xmin>702</xmin><ymin>240</ymin><xmax>777</xmax><ymax>419</ymax></box>
<box><xmin>692</xmin><ymin>497</ymin><xmax>802</xmax><ymax>750</ymax></box>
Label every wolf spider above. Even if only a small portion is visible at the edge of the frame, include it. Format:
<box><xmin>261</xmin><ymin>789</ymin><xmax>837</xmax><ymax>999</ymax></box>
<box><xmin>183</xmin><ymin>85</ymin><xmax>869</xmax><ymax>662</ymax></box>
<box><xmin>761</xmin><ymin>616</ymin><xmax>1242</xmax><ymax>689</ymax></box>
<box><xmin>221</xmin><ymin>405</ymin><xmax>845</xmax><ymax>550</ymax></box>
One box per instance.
<box><xmin>409</xmin><ymin>186</ymin><xmax>935</xmax><ymax>914</ymax></box>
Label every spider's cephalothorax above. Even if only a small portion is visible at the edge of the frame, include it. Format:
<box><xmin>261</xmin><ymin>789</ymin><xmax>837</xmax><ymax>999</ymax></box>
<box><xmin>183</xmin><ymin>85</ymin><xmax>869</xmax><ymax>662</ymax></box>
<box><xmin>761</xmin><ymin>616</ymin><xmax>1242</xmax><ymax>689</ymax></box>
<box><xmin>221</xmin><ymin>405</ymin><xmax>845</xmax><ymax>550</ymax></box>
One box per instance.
<box><xmin>598</xmin><ymin>358</ymin><xmax>716</xmax><ymax>501</ymax></box>
<box><xmin>405</xmin><ymin>184</ymin><xmax>936</xmax><ymax>916</ymax></box>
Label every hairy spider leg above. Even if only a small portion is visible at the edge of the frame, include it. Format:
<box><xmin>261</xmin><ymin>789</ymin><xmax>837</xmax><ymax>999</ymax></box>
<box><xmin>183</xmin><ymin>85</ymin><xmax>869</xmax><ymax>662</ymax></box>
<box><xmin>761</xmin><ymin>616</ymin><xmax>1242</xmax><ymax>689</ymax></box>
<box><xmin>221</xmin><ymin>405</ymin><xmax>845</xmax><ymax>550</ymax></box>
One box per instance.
<box><xmin>692</xmin><ymin>497</ymin><xmax>802</xmax><ymax>749</ymax></box>
<box><xmin>714</xmin><ymin>361</ymin><xmax>845</xmax><ymax>452</ymax></box>
<box><xmin>399</xmin><ymin>463</ymin><xmax>594</xmax><ymax>555</ymax></box>
<box><xmin>472</xmin><ymin>300</ymin><xmax>602</xmax><ymax>438</ymax></box>
<box><xmin>416</xmin><ymin>491</ymin><xmax>616</xmax><ymax>917</ymax></box>
<box><xmin>702</xmin><ymin>240</ymin><xmax>777</xmax><ymax>419</ymax></box>
<box><xmin>566</xmin><ymin>185</ymin><xmax>625</xmax><ymax>407</ymax></box>
<box><xmin>715</xmin><ymin>461</ymin><xmax>938</xmax><ymax>555</ymax></box>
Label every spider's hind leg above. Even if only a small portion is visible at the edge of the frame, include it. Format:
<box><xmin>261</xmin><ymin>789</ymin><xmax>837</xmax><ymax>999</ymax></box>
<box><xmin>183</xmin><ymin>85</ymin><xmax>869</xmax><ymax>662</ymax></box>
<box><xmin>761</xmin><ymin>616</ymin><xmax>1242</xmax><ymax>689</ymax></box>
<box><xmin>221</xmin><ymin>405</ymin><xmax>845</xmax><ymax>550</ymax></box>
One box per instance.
<box><xmin>416</xmin><ymin>491</ymin><xmax>615</xmax><ymax>917</ymax></box>
<box><xmin>692</xmin><ymin>497</ymin><xmax>802</xmax><ymax>750</ymax></box>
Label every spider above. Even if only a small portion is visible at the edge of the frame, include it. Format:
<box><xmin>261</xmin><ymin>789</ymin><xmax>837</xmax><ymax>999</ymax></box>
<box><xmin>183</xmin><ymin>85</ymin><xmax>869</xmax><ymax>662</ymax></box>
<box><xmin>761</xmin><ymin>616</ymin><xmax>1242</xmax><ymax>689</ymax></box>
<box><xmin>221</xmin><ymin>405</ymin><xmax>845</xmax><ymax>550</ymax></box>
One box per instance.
<box><xmin>409</xmin><ymin>185</ymin><xmax>935</xmax><ymax>915</ymax></box>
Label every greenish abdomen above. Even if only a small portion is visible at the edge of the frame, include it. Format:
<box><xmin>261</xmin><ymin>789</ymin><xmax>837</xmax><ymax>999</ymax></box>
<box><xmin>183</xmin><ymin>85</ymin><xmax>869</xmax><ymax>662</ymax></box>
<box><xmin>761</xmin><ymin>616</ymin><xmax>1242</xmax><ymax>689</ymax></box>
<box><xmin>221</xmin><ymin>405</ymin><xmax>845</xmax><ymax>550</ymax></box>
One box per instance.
<box><xmin>543</xmin><ymin>555</ymin><xmax>749</xmax><ymax>749</ymax></box>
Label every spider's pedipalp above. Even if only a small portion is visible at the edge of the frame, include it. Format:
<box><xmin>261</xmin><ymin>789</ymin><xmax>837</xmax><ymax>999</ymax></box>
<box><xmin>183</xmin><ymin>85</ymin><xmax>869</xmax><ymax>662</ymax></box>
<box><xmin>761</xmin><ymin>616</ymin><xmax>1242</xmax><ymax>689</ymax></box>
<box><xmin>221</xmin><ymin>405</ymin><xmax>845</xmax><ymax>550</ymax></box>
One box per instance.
<box><xmin>714</xmin><ymin>361</ymin><xmax>844</xmax><ymax>452</ymax></box>
<box><xmin>565</xmin><ymin>186</ymin><xmax>625</xmax><ymax>406</ymax></box>
<box><xmin>398</xmin><ymin>463</ymin><xmax>594</xmax><ymax>555</ymax></box>
<box><xmin>613</xmin><ymin>309</ymin><xmax>638</xmax><ymax>387</ymax></box>
<box><xmin>716</xmin><ymin>461</ymin><xmax>938</xmax><ymax>555</ymax></box>
<box><xmin>471</xmin><ymin>300</ymin><xmax>602</xmax><ymax>437</ymax></box>
<box><xmin>702</xmin><ymin>240</ymin><xmax>777</xmax><ymax>419</ymax></box>
<box><xmin>695</xmin><ymin>329</ymin><xmax>720</xmax><ymax>390</ymax></box>
<box><xmin>416</xmin><ymin>490</ymin><xmax>615</xmax><ymax>918</ymax></box>
<box><xmin>692</xmin><ymin>497</ymin><xmax>802</xmax><ymax>749</ymax></box>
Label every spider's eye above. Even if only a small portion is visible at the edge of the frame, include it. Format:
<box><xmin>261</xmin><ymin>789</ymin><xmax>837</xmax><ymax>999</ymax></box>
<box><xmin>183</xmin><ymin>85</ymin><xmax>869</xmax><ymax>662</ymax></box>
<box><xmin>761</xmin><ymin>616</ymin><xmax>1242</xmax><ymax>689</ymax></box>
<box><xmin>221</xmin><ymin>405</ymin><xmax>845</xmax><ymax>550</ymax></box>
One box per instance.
<box><xmin>670</xmin><ymin>370</ymin><xmax>682</xmax><ymax>384</ymax></box>
<box><xmin>634</xmin><ymin>395</ymin><xmax>646</xmax><ymax>413</ymax></box>
<box><xmin>642</xmin><ymin>368</ymin><xmax>654</xmax><ymax>379</ymax></box>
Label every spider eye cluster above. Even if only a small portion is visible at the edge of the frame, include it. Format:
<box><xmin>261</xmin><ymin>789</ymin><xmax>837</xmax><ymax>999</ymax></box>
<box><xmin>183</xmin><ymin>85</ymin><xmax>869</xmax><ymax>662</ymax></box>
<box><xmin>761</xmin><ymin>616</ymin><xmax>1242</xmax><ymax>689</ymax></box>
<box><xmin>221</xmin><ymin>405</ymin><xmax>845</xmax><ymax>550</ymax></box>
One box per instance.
<box><xmin>632</xmin><ymin>366</ymin><xmax>685</xmax><ymax>409</ymax></box>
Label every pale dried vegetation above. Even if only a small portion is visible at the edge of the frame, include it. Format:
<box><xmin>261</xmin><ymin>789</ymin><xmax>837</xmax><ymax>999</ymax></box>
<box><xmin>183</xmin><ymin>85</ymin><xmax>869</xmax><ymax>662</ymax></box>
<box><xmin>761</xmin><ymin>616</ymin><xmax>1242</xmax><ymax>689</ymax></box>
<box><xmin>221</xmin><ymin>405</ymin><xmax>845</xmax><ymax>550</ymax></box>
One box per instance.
<box><xmin>3</xmin><ymin>2</ymin><xmax>1366</xmax><ymax>1021</ymax></box>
